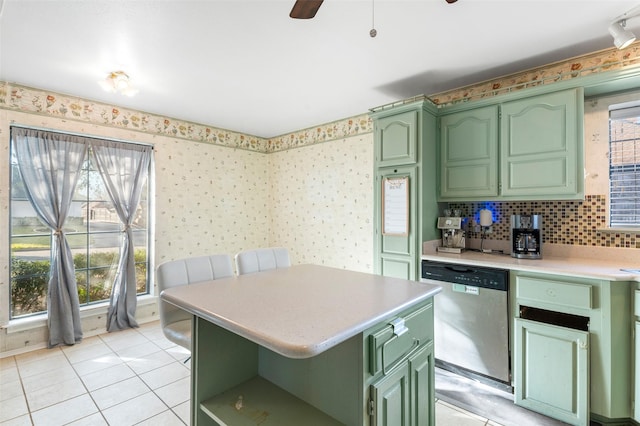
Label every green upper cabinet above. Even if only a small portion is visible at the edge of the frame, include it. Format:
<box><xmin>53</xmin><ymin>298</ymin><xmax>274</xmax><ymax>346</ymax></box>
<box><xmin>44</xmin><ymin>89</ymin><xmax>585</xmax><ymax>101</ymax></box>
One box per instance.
<box><xmin>375</xmin><ymin>110</ymin><xmax>418</xmax><ymax>167</ymax></box>
<box><xmin>501</xmin><ymin>88</ymin><xmax>584</xmax><ymax>199</ymax></box>
<box><xmin>437</xmin><ymin>88</ymin><xmax>585</xmax><ymax>201</ymax></box>
<box><xmin>440</xmin><ymin>105</ymin><xmax>499</xmax><ymax>199</ymax></box>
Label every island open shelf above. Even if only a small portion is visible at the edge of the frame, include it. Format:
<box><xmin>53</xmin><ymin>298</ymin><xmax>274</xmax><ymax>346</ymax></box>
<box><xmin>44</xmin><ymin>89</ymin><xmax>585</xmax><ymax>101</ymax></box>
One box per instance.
<box><xmin>199</xmin><ymin>376</ymin><xmax>344</xmax><ymax>425</ymax></box>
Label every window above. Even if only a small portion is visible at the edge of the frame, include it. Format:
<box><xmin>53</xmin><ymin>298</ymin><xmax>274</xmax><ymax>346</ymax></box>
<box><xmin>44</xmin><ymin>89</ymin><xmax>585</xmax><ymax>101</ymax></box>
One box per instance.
<box><xmin>10</xmin><ymin>131</ymin><xmax>151</xmax><ymax>319</ymax></box>
<box><xmin>609</xmin><ymin>105</ymin><xmax>640</xmax><ymax>228</ymax></box>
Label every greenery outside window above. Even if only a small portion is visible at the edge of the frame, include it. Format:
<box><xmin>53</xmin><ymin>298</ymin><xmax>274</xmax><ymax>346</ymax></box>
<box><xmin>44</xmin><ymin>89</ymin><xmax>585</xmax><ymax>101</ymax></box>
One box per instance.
<box><xmin>609</xmin><ymin>104</ymin><xmax>640</xmax><ymax>228</ymax></box>
<box><xmin>10</xmin><ymin>138</ymin><xmax>150</xmax><ymax>319</ymax></box>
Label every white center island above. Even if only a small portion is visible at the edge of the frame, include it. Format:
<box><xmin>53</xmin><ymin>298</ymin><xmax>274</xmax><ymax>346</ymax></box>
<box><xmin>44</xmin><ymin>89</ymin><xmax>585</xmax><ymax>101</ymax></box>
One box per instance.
<box><xmin>161</xmin><ymin>264</ymin><xmax>441</xmax><ymax>426</ymax></box>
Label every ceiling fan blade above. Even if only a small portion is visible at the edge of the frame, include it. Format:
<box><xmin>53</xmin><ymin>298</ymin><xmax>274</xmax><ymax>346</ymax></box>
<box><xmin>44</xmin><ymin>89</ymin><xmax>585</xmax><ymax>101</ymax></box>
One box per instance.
<box><xmin>290</xmin><ymin>0</ymin><xmax>324</xmax><ymax>19</ymax></box>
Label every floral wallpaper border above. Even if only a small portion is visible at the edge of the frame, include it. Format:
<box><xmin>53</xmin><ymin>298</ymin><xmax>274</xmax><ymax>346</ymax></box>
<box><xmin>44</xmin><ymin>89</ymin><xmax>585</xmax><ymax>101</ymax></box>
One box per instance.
<box><xmin>430</xmin><ymin>44</ymin><xmax>640</xmax><ymax>105</ymax></box>
<box><xmin>2</xmin><ymin>44</ymin><xmax>640</xmax><ymax>152</ymax></box>
<box><xmin>0</xmin><ymin>81</ymin><xmax>372</xmax><ymax>153</ymax></box>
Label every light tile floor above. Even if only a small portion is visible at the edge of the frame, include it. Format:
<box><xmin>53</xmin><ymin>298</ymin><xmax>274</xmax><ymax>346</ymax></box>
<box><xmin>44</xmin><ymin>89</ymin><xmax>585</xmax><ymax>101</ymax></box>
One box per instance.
<box><xmin>1</xmin><ymin>321</ymin><xmax>503</xmax><ymax>425</ymax></box>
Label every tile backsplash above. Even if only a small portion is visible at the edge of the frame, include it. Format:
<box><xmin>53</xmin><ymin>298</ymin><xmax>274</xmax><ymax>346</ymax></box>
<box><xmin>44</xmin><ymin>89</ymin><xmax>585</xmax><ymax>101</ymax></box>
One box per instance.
<box><xmin>449</xmin><ymin>195</ymin><xmax>639</xmax><ymax>249</ymax></box>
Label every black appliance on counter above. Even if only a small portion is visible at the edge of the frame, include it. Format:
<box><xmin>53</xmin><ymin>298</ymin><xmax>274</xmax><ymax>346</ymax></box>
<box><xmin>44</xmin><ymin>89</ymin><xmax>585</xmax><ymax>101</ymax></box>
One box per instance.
<box><xmin>511</xmin><ymin>214</ymin><xmax>542</xmax><ymax>259</ymax></box>
<box><xmin>421</xmin><ymin>259</ymin><xmax>511</xmax><ymax>387</ymax></box>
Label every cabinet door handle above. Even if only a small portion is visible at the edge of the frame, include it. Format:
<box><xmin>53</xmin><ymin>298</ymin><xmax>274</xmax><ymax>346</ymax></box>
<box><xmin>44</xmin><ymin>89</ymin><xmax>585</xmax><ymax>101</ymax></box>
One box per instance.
<box><xmin>382</xmin><ymin>337</ymin><xmax>420</xmax><ymax>375</ymax></box>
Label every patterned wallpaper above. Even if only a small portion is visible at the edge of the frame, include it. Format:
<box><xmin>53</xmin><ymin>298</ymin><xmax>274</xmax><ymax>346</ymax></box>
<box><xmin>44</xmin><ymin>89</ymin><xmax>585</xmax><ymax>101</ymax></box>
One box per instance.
<box><xmin>0</xmin><ymin>43</ymin><xmax>639</xmax><ymax>279</ymax></box>
<box><xmin>268</xmin><ymin>135</ymin><xmax>374</xmax><ymax>272</ymax></box>
<box><xmin>153</xmin><ymin>139</ymin><xmax>271</xmax><ymax>265</ymax></box>
<box><xmin>4</xmin><ymin>40</ymin><xmax>640</xmax><ymax>355</ymax></box>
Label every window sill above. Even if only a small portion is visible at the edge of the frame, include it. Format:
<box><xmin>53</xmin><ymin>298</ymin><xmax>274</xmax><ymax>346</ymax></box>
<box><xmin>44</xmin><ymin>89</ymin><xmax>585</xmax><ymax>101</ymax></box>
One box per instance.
<box><xmin>2</xmin><ymin>295</ymin><xmax>157</xmax><ymax>334</ymax></box>
<box><xmin>597</xmin><ymin>227</ymin><xmax>640</xmax><ymax>234</ymax></box>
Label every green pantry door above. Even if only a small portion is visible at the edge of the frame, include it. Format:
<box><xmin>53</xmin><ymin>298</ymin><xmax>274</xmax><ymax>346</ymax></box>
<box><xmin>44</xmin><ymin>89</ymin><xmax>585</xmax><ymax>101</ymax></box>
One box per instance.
<box><xmin>372</xmin><ymin>99</ymin><xmax>439</xmax><ymax>281</ymax></box>
<box><xmin>377</xmin><ymin>165</ymin><xmax>417</xmax><ymax>280</ymax></box>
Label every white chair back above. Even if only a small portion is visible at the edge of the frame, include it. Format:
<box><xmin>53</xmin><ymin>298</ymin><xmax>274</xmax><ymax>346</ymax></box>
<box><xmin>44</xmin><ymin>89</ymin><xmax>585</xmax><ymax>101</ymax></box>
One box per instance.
<box><xmin>235</xmin><ymin>247</ymin><xmax>291</xmax><ymax>275</ymax></box>
<box><xmin>156</xmin><ymin>254</ymin><xmax>233</xmax><ymax>350</ymax></box>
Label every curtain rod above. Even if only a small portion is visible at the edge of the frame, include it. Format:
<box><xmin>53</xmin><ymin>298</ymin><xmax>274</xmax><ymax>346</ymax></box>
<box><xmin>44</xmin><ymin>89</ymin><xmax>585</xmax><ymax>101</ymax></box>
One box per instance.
<box><xmin>9</xmin><ymin>122</ymin><xmax>155</xmax><ymax>149</ymax></box>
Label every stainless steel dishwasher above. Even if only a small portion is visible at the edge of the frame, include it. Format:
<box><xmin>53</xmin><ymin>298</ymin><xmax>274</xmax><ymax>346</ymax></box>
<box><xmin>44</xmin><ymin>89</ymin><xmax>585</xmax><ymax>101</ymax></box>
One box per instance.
<box><xmin>421</xmin><ymin>259</ymin><xmax>511</xmax><ymax>385</ymax></box>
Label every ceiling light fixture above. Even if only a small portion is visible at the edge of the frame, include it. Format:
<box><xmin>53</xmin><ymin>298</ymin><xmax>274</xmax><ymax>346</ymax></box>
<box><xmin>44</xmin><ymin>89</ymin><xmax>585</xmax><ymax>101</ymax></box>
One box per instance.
<box><xmin>98</xmin><ymin>71</ymin><xmax>139</xmax><ymax>96</ymax></box>
<box><xmin>609</xmin><ymin>5</ymin><xmax>640</xmax><ymax>49</ymax></box>
<box><xmin>609</xmin><ymin>20</ymin><xmax>636</xmax><ymax>49</ymax></box>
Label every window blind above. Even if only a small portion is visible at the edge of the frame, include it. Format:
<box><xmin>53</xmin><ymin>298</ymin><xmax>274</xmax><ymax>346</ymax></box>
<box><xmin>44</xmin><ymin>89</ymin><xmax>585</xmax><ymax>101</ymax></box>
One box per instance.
<box><xmin>609</xmin><ymin>106</ymin><xmax>640</xmax><ymax>228</ymax></box>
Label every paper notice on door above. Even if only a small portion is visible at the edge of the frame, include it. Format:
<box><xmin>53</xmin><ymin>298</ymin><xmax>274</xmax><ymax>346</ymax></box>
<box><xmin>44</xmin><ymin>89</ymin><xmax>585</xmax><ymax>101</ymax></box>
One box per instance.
<box><xmin>382</xmin><ymin>176</ymin><xmax>409</xmax><ymax>236</ymax></box>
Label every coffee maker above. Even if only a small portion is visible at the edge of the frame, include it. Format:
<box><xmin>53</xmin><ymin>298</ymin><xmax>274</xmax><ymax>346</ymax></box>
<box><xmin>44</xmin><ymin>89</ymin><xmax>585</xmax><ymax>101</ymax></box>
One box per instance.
<box><xmin>511</xmin><ymin>214</ymin><xmax>542</xmax><ymax>259</ymax></box>
<box><xmin>437</xmin><ymin>216</ymin><xmax>465</xmax><ymax>253</ymax></box>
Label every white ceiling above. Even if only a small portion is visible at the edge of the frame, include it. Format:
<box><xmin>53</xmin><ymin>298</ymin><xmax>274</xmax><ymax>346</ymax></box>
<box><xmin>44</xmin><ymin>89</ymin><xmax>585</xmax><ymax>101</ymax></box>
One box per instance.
<box><xmin>1</xmin><ymin>0</ymin><xmax>639</xmax><ymax>138</ymax></box>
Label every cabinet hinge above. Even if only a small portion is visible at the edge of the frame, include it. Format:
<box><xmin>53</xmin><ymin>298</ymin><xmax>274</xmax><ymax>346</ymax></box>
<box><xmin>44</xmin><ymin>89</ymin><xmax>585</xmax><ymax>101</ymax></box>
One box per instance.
<box><xmin>369</xmin><ymin>399</ymin><xmax>375</xmax><ymax>416</ymax></box>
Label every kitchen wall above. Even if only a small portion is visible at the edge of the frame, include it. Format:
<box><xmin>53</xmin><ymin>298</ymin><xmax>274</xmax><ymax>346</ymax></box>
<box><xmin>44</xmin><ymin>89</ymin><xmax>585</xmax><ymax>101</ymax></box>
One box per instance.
<box><xmin>2</xmin><ymin>43</ymin><xmax>640</xmax><ymax>354</ymax></box>
<box><xmin>0</xmin><ymin>87</ymin><xmax>272</xmax><ymax>354</ymax></box>
<box><xmin>0</xmin><ymin>82</ymin><xmax>374</xmax><ymax>355</ymax></box>
<box><xmin>268</xmin><ymin>134</ymin><xmax>374</xmax><ymax>272</ymax></box>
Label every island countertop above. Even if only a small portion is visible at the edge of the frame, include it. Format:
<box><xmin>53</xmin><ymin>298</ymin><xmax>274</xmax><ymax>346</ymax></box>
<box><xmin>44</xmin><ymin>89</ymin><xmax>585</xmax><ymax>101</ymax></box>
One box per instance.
<box><xmin>161</xmin><ymin>264</ymin><xmax>441</xmax><ymax>359</ymax></box>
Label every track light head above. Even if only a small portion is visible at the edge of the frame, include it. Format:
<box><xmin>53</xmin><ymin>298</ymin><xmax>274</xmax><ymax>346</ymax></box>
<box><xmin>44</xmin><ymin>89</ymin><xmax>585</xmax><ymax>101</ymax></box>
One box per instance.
<box><xmin>609</xmin><ymin>19</ymin><xmax>636</xmax><ymax>49</ymax></box>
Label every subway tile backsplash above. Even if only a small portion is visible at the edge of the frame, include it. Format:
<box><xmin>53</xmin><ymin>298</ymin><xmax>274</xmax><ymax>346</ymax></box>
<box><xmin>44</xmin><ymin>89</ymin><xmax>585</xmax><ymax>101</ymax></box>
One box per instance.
<box><xmin>448</xmin><ymin>195</ymin><xmax>639</xmax><ymax>249</ymax></box>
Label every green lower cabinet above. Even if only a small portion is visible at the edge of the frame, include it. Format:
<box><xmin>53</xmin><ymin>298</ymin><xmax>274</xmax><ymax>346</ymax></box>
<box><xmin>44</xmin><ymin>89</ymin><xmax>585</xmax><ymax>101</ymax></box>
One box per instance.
<box><xmin>193</xmin><ymin>298</ymin><xmax>436</xmax><ymax>426</ymax></box>
<box><xmin>369</xmin><ymin>344</ymin><xmax>434</xmax><ymax>426</ymax></box>
<box><xmin>409</xmin><ymin>343</ymin><xmax>434</xmax><ymax>426</ymax></box>
<box><xmin>635</xmin><ymin>288</ymin><xmax>640</xmax><ymax>423</ymax></box>
<box><xmin>513</xmin><ymin>272</ymin><xmax>633</xmax><ymax>423</ymax></box>
<box><xmin>635</xmin><ymin>320</ymin><xmax>640</xmax><ymax>423</ymax></box>
<box><xmin>371</xmin><ymin>361</ymin><xmax>410</xmax><ymax>425</ymax></box>
<box><xmin>514</xmin><ymin>318</ymin><xmax>589</xmax><ymax>426</ymax></box>
<box><xmin>367</xmin><ymin>301</ymin><xmax>435</xmax><ymax>426</ymax></box>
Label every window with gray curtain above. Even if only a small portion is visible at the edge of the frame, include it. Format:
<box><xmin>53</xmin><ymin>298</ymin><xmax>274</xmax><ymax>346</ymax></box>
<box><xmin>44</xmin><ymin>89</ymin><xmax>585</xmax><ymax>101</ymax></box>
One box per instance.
<box><xmin>609</xmin><ymin>105</ymin><xmax>640</xmax><ymax>228</ymax></box>
<box><xmin>10</xmin><ymin>127</ymin><xmax>151</xmax><ymax>344</ymax></box>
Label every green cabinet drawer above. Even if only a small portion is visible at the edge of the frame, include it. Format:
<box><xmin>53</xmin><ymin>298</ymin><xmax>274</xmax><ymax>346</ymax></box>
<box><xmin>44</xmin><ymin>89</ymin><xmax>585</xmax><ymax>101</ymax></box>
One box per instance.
<box><xmin>369</xmin><ymin>303</ymin><xmax>433</xmax><ymax>375</ymax></box>
<box><xmin>516</xmin><ymin>276</ymin><xmax>592</xmax><ymax>310</ymax></box>
<box><xmin>635</xmin><ymin>290</ymin><xmax>640</xmax><ymax>317</ymax></box>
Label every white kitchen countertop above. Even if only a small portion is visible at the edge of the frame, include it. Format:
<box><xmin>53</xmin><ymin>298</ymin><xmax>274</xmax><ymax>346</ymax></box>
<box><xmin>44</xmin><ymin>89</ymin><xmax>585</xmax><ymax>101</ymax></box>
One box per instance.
<box><xmin>422</xmin><ymin>241</ymin><xmax>640</xmax><ymax>282</ymax></box>
<box><xmin>161</xmin><ymin>264</ymin><xmax>441</xmax><ymax>359</ymax></box>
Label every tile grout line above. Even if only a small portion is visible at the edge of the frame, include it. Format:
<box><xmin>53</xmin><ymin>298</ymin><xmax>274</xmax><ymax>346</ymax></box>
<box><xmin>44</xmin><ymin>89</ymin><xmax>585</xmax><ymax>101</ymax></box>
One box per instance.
<box><xmin>126</xmin><ymin>328</ymin><xmax>188</xmax><ymax>426</ymax></box>
<box><xmin>62</xmin><ymin>338</ymin><xmax>109</xmax><ymax>426</ymax></box>
<box><xmin>5</xmin><ymin>322</ymin><xmax>506</xmax><ymax>426</ymax></box>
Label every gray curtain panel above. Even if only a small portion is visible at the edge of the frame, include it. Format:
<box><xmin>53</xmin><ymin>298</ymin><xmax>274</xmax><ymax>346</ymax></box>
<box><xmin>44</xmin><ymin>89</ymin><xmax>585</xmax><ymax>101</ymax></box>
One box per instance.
<box><xmin>12</xmin><ymin>128</ymin><xmax>87</xmax><ymax>347</ymax></box>
<box><xmin>92</xmin><ymin>141</ymin><xmax>152</xmax><ymax>332</ymax></box>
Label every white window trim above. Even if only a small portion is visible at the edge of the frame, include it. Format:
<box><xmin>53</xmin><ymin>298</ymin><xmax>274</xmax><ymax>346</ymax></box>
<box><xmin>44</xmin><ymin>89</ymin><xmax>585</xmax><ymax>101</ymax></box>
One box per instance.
<box><xmin>608</xmin><ymin>101</ymin><xmax>640</xmax><ymax>229</ymax></box>
<box><xmin>597</xmin><ymin>227</ymin><xmax>640</xmax><ymax>233</ymax></box>
<box><xmin>2</xmin><ymin>294</ymin><xmax>158</xmax><ymax>334</ymax></box>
